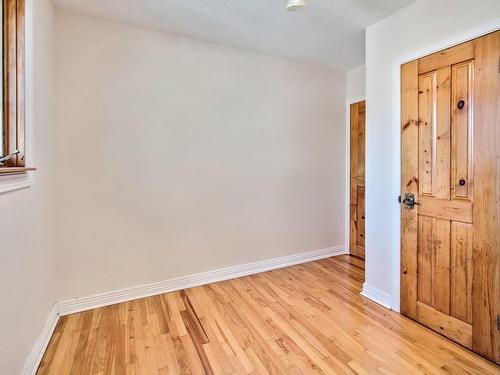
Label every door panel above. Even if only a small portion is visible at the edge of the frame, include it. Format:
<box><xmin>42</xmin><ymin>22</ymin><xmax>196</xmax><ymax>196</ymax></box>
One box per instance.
<box><xmin>401</xmin><ymin>31</ymin><xmax>500</xmax><ymax>363</ymax></box>
<box><xmin>357</xmin><ymin>105</ymin><xmax>365</xmax><ymax>187</ymax></box>
<box><xmin>417</xmin><ymin>301</ymin><xmax>472</xmax><ymax>348</ymax></box>
<box><xmin>416</xmin><ymin>216</ymin><xmax>451</xmax><ymax>314</ymax></box>
<box><xmin>435</xmin><ymin>67</ymin><xmax>452</xmax><ymax>200</ymax></box>
<box><xmin>450</xmin><ymin>221</ymin><xmax>473</xmax><ymax>323</ymax></box>
<box><xmin>418</xmin><ymin>68</ymin><xmax>453</xmax><ymax>200</ymax></box>
<box><xmin>433</xmin><ymin>218</ymin><xmax>451</xmax><ymax>315</ymax></box>
<box><xmin>417</xmin><ymin>71</ymin><xmax>436</xmax><ymax>196</ymax></box>
<box><xmin>350</xmin><ymin>101</ymin><xmax>366</xmax><ymax>259</ymax></box>
<box><xmin>451</xmin><ymin>61</ymin><xmax>474</xmax><ymax>201</ymax></box>
<box><xmin>417</xmin><ymin>215</ymin><xmax>434</xmax><ymax>306</ymax></box>
<box><xmin>356</xmin><ymin>186</ymin><xmax>365</xmax><ymax>248</ymax></box>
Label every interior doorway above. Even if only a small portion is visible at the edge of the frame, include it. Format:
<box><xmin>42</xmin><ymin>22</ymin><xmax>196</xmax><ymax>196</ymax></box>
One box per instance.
<box><xmin>349</xmin><ymin>100</ymin><xmax>366</xmax><ymax>260</ymax></box>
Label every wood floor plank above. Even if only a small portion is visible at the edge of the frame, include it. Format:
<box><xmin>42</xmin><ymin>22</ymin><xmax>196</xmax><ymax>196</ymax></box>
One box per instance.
<box><xmin>37</xmin><ymin>256</ymin><xmax>500</xmax><ymax>374</ymax></box>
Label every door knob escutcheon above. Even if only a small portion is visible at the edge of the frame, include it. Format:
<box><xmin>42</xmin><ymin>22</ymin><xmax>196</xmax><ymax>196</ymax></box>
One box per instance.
<box><xmin>401</xmin><ymin>192</ymin><xmax>419</xmax><ymax>210</ymax></box>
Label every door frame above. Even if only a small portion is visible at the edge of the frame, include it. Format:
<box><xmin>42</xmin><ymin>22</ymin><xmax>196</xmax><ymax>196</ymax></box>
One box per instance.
<box><xmin>345</xmin><ymin>96</ymin><xmax>365</xmax><ymax>257</ymax></box>
<box><xmin>391</xmin><ymin>20</ymin><xmax>500</xmax><ymax>313</ymax></box>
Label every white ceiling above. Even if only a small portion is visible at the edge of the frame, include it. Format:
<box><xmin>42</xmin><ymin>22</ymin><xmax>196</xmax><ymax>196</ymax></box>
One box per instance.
<box><xmin>53</xmin><ymin>0</ymin><xmax>414</xmax><ymax>71</ymax></box>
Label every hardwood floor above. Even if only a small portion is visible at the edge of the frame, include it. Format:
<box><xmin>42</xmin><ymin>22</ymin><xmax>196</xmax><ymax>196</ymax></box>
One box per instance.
<box><xmin>38</xmin><ymin>256</ymin><xmax>500</xmax><ymax>374</ymax></box>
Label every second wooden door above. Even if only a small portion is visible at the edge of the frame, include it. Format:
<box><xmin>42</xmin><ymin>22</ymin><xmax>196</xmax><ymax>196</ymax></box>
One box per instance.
<box><xmin>350</xmin><ymin>101</ymin><xmax>365</xmax><ymax>259</ymax></box>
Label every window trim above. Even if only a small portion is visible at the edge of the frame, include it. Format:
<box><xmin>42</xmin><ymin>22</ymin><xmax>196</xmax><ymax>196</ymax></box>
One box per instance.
<box><xmin>1</xmin><ymin>0</ymin><xmax>26</xmax><ymax>169</ymax></box>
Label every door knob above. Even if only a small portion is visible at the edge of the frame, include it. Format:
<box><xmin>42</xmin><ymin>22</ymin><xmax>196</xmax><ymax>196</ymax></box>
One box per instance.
<box><xmin>401</xmin><ymin>192</ymin><xmax>419</xmax><ymax>210</ymax></box>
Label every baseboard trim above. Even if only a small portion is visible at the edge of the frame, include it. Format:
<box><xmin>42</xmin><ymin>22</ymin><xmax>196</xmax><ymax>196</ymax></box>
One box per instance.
<box><xmin>361</xmin><ymin>283</ymin><xmax>392</xmax><ymax>309</ymax></box>
<box><xmin>24</xmin><ymin>246</ymin><xmax>345</xmax><ymax>373</ymax></box>
<box><xmin>21</xmin><ymin>304</ymin><xmax>59</xmax><ymax>375</ymax></box>
<box><xmin>58</xmin><ymin>245</ymin><xmax>346</xmax><ymax>316</ymax></box>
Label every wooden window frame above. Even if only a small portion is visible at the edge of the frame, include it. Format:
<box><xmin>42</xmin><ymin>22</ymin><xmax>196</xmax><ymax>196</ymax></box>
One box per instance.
<box><xmin>0</xmin><ymin>0</ymin><xmax>33</xmax><ymax>174</ymax></box>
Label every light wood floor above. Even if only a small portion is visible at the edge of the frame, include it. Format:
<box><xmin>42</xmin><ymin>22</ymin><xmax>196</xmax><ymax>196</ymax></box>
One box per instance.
<box><xmin>38</xmin><ymin>256</ymin><xmax>500</xmax><ymax>374</ymax></box>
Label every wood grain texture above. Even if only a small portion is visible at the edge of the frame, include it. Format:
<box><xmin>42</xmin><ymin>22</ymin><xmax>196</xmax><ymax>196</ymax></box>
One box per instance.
<box><xmin>471</xmin><ymin>30</ymin><xmax>500</xmax><ymax>362</ymax></box>
<box><xmin>416</xmin><ymin>302</ymin><xmax>472</xmax><ymax>349</ymax></box>
<box><xmin>400</xmin><ymin>60</ymin><xmax>419</xmax><ymax>320</ymax></box>
<box><xmin>418</xmin><ymin>41</ymin><xmax>474</xmax><ymax>74</ymax></box>
<box><xmin>355</xmin><ymin>186</ymin><xmax>365</xmax><ymax>248</ymax></box>
<box><xmin>349</xmin><ymin>103</ymin><xmax>359</xmax><ymax>257</ymax></box>
<box><xmin>417</xmin><ymin>196</ymin><xmax>472</xmax><ymax>223</ymax></box>
<box><xmin>356</xmin><ymin>101</ymin><xmax>365</xmax><ymax>187</ymax></box>
<box><xmin>3</xmin><ymin>0</ymin><xmax>18</xmax><ymax>166</ymax></box>
<box><xmin>417</xmin><ymin>215</ymin><xmax>434</xmax><ymax>306</ymax></box>
<box><xmin>435</xmin><ymin>67</ymin><xmax>451</xmax><ymax>200</ymax></box>
<box><xmin>402</xmin><ymin>30</ymin><xmax>499</xmax><ymax>364</ymax></box>
<box><xmin>0</xmin><ymin>166</ymin><xmax>35</xmax><ymax>174</ymax></box>
<box><xmin>418</xmin><ymin>71</ymin><xmax>436</xmax><ymax>196</ymax></box>
<box><xmin>349</xmin><ymin>101</ymin><xmax>366</xmax><ymax>259</ymax></box>
<box><xmin>451</xmin><ymin>221</ymin><xmax>473</xmax><ymax>323</ymax></box>
<box><xmin>2</xmin><ymin>0</ymin><xmax>25</xmax><ymax>167</ymax></box>
<box><xmin>15</xmin><ymin>0</ymin><xmax>25</xmax><ymax>166</ymax></box>
<box><xmin>451</xmin><ymin>60</ymin><xmax>474</xmax><ymax>200</ymax></box>
<box><xmin>37</xmin><ymin>256</ymin><xmax>500</xmax><ymax>374</ymax></box>
<box><xmin>434</xmin><ymin>218</ymin><xmax>451</xmax><ymax>315</ymax></box>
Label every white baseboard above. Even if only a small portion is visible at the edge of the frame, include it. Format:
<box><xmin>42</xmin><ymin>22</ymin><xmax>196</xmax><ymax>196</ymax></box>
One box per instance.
<box><xmin>361</xmin><ymin>283</ymin><xmax>392</xmax><ymax>309</ymax></box>
<box><xmin>58</xmin><ymin>245</ymin><xmax>346</xmax><ymax>316</ymax></box>
<box><xmin>21</xmin><ymin>304</ymin><xmax>59</xmax><ymax>375</ymax></box>
<box><xmin>22</xmin><ymin>245</ymin><xmax>345</xmax><ymax>373</ymax></box>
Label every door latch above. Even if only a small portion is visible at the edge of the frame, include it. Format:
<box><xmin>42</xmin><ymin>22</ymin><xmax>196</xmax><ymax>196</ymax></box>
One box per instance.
<box><xmin>401</xmin><ymin>192</ymin><xmax>419</xmax><ymax>210</ymax></box>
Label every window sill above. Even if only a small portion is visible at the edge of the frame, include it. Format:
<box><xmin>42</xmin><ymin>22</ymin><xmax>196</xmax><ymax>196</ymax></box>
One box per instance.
<box><xmin>0</xmin><ymin>168</ymin><xmax>36</xmax><ymax>194</ymax></box>
<box><xmin>0</xmin><ymin>167</ymin><xmax>37</xmax><ymax>175</ymax></box>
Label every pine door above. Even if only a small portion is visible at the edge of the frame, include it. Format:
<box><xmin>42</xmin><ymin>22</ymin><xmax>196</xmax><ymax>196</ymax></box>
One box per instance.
<box><xmin>350</xmin><ymin>101</ymin><xmax>366</xmax><ymax>259</ymax></box>
<box><xmin>400</xmin><ymin>31</ymin><xmax>499</xmax><ymax>363</ymax></box>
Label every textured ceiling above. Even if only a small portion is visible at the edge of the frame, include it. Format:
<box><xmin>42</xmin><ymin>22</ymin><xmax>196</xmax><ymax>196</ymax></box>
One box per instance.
<box><xmin>53</xmin><ymin>0</ymin><xmax>414</xmax><ymax>70</ymax></box>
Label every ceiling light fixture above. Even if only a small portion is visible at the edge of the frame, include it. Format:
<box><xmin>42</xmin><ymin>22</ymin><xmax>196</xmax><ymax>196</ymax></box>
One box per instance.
<box><xmin>286</xmin><ymin>0</ymin><xmax>308</xmax><ymax>11</ymax></box>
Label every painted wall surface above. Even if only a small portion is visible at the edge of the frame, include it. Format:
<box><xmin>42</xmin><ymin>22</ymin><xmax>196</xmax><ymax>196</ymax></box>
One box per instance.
<box><xmin>347</xmin><ymin>65</ymin><xmax>365</xmax><ymax>103</ymax></box>
<box><xmin>54</xmin><ymin>11</ymin><xmax>347</xmax><ymax>299</ymax></box>
<box><xmin>365</xmin><ymin>0</ymin><xmax>500</xmax><ymax>306</ymax></box>
<box><xmin>0</xmin><ymin>0</ymin><xmax>56</xmax><ymax>373</ymax></box>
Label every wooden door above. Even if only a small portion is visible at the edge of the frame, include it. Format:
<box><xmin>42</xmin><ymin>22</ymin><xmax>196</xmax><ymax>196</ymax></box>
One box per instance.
<box><xmin>350</xmin><ymin>101</ymin><xmax>365</xmax><ymax>259</ymax></box>
<box><xmin>401</xmin><ymin>31</ymin><xmax>499</xmax><ymax>363</ymax></box>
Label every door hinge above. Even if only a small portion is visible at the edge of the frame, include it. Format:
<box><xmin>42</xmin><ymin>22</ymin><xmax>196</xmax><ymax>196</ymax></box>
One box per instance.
<box><xmin>398</xmin><ymin>195</ymin><xmax>401</xmax><ymax>204</ymax></box>
<box><xmin>497</xmin><ymin>315</ymin><xmax>500</xmax><ymax>331</ymax></box>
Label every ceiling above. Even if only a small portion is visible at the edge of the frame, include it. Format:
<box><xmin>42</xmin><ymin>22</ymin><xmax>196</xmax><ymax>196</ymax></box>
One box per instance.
<box><xmin>53</xmin><ymin>0</ymin><xmax>414</xmax><ymax>71</ymax></box>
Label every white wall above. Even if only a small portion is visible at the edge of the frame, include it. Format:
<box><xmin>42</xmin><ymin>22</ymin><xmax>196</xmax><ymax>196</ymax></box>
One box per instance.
<box><xmin>54</xmin><ymin>11</ymin><xmax>347</xmax><ymax>300</ymax></box>
<box><xmin>347</xmin><ymin>65</ymin><xmax>365</xmax><ymax>103</ymax></box>
<box><xmin>0</xmin><ymin>0</ymin><xmax>56</xmax><ymax>373</ymax></box>
<box><xmin>365</xmin><ymin>0</ymin><xmax>500</xmax><ymax>307</ymax></box>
